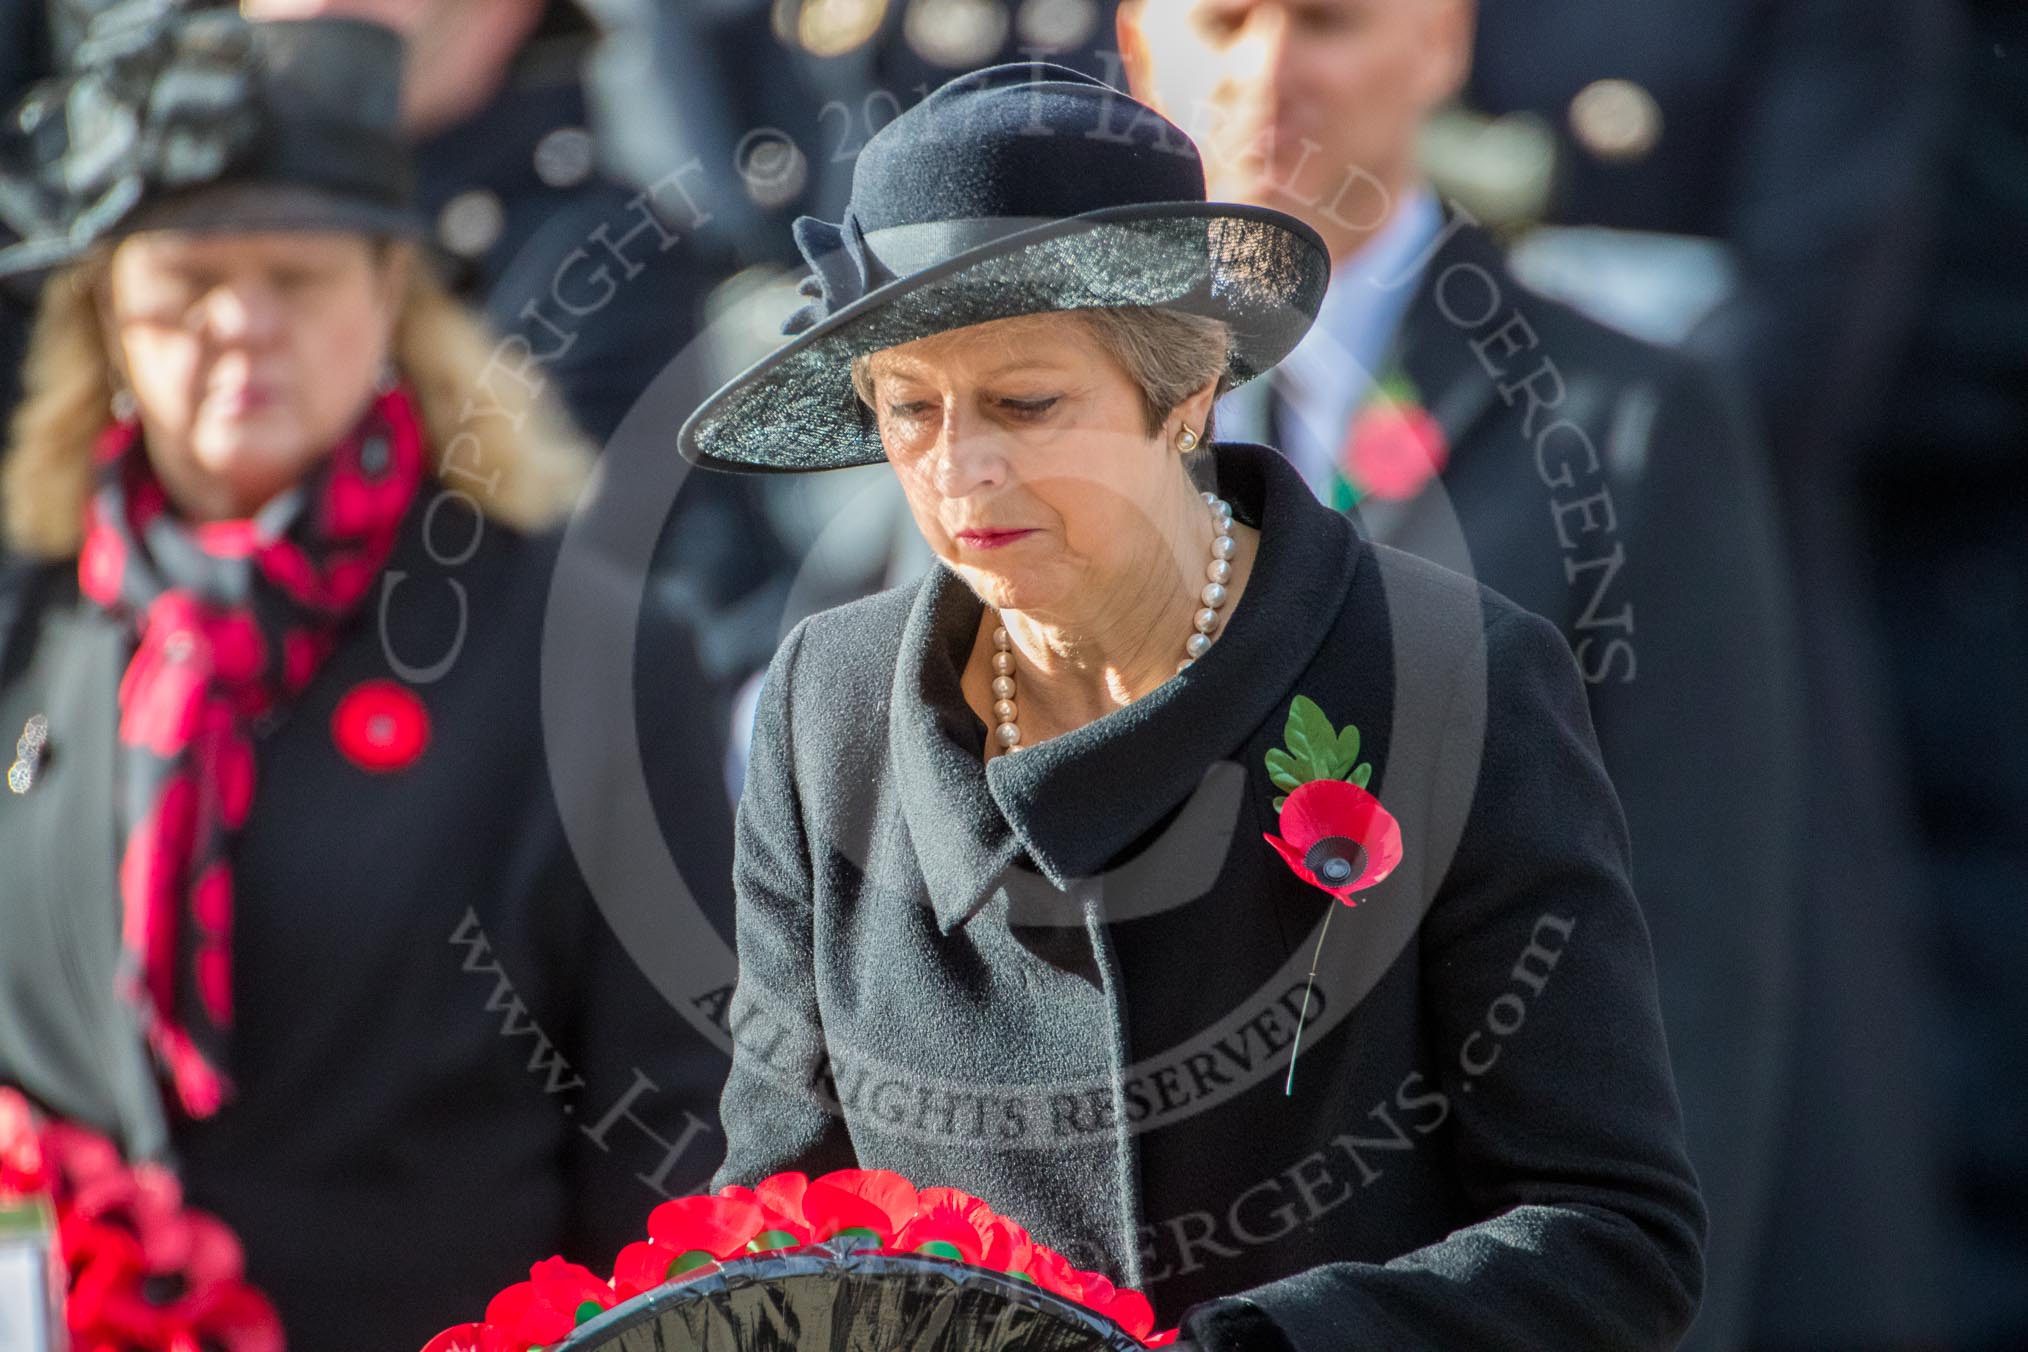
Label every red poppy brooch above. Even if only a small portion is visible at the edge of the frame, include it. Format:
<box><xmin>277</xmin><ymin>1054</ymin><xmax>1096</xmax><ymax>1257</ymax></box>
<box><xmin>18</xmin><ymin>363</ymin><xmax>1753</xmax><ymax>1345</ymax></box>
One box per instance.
<box><xmin>1264</xmin><ymin>697</ymin><xmax>1406</xmax><ymax>1093</ymax></box>
<box><xmin>1263</xmin><ymin>696</ymin><xmax>1403</xmax><ymax>905</ymax></box>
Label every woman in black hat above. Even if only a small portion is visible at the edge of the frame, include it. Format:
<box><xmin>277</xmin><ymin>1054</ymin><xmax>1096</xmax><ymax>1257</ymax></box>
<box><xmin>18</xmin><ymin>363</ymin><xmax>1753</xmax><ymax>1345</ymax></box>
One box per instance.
<box><xmin>694</xmin><ymin>64</ymin><xmax>1706</xmax><ymax>1351</ymax></box>
<box><xmin>0</xmin><ymin>10</ymin><xmax>734</xmax><ymax>1351</ymax></box>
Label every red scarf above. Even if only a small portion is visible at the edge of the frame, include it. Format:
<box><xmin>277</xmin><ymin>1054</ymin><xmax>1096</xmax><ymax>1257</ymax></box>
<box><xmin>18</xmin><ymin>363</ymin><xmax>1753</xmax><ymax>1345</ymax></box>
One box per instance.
<box><xmin>76</xmin><ymin>385</ymin><xmax>427</xmax><ymax>1118</ymax></box>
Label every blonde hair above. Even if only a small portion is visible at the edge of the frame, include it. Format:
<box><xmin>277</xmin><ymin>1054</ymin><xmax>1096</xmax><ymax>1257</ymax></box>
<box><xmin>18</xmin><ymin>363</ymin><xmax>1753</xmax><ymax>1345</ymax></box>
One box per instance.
<box><xmin>3</xmin><ymin>243</ymin><xmax>592</xmax><ymax>558</ymax></box>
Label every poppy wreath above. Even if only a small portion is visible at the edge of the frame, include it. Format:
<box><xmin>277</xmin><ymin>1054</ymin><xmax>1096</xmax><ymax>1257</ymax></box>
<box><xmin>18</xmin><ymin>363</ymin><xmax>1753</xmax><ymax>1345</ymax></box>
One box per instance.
<box><xmin>0</xmin><ymin>1087</ymin><xmax>283</xmax><ymax>1352</ymax></box>
<box><xmin>422</xmin><ymin>1168</ymin><xmax>1180</xmax><ymax>1351</ymax></box>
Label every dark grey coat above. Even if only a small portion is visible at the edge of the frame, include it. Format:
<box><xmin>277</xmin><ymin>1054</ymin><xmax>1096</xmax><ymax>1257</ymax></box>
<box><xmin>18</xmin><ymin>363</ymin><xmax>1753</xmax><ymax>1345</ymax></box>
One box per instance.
<box><xmin>710</xmin><ymin>442</ymin><xmax>1706</xmax><ymax>1350</ymax></box>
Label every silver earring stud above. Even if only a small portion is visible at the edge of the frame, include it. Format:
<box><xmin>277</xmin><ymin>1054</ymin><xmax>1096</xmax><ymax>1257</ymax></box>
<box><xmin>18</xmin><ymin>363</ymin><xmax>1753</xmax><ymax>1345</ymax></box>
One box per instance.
<box><xmin>109</xmin><ymin>388</ymin><xmax>136</xmax><ymax>421</ymax></box>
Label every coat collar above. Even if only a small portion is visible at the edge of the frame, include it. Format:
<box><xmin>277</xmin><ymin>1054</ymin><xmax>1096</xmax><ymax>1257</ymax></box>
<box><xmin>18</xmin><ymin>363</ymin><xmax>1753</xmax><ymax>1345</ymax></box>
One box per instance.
<box><xmin>888</xmin><ymin>442</ymin><xmax>1367</xmax><ymax>934</ymax></box>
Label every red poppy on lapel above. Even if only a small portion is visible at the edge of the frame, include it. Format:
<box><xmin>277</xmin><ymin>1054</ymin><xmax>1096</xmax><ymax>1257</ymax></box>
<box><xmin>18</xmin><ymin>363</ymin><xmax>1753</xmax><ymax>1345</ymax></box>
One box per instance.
<box><xmin>331</xmin><ymin>680</ymin><xmax>430</xmax><ymax>772</ymax></box>
<box><xmin>1337</xmin><ymin>374</ymin><xmax>1448</xmax><ymax>504</ymax></box>
<box><xmin>1265</xmin><ymin>778</ymin><xmax>1405</xmax><ymax>904</ymax></box>
<box><xmin>1263</xmin><ymin>695</ymin><xmax>1403</xmax><ymax>903</ymax></box>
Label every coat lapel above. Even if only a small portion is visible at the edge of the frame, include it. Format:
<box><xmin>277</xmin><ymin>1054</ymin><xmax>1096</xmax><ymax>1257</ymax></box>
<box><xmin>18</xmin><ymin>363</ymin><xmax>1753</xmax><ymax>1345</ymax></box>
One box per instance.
<box><xmin>1356</xmin><ymin>219</ymin><xmax>1516</xmax><ymax>557</ymax></box>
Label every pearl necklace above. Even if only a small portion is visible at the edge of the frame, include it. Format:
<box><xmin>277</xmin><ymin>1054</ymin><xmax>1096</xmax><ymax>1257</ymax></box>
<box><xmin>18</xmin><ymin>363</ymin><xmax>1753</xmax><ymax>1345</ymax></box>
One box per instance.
<box><xmin>990</xmin><ymin>492</ymin><xmax>1239</xmax><ymax>755</ymax></box>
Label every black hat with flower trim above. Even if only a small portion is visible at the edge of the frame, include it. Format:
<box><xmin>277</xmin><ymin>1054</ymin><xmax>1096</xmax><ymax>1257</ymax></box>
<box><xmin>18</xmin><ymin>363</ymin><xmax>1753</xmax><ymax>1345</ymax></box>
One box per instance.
<box><xmin>0</xmin><ymin>3</ymin><xmax>421</xmax><ymax>281</ymax></box>
<box><xmin>676</xmin><ymin>62</ymin><xmax>1332</xmax><ymax>475</ymax></box>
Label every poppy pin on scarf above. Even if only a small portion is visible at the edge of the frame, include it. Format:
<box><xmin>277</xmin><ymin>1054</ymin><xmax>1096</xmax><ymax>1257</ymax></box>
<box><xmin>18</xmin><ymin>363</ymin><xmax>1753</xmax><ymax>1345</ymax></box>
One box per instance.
<box><xmin>1263</xmin><ymin>695</ymin><xmax>1405</xmax><ymax>1093</ymax></box>
<box><xmin>332</xmin><ymin>680</ymin><xmax>430</xmax><ymax>772</ymax></box>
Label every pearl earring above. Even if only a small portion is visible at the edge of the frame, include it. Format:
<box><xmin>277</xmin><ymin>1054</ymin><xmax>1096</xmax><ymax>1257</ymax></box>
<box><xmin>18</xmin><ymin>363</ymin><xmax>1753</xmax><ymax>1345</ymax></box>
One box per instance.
<box><xmin>109</xmin><ymin>388</ymin><xmax>136</xmax><ymax>421</ymax></box>
<box><xmin>1176</xmin><ymin>426</ymin><xmax>1200</xmax><ymax>453</ymax></box>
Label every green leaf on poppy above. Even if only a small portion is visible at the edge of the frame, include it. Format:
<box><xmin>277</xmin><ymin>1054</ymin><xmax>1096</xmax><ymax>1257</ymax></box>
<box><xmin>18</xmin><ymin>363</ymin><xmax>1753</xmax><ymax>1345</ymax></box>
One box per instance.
<box><xmin>1272</xmin><ymin>794</ymin><xmax>1287</xmax><ymax>812</ymax></box>
<box><xmin>1330</xmin><ymin>723</ymin><xmax>1361</xmax><ymax>779</ymax></box>
<box><xmin>668</xmin><ymin>1250</ymin><xmax>716</xmax><ymax>1278</ymax></box>
<box><xmin>1372</xmin><ymin>371</ymin><xmax>1422</xmax><ymax>409</ymax></box>
<box><xmin>1010</xmin><ymin>1270</ymin><xmax>1036</xmax><ymax>1284</ymax></box>
<box><xmin>574</xmin><ymin>1301</ymin><xmax>605</xmax><ymax>1327</ymax></box>
<box><xmin>1350</xmin><ymin>762</ymin><xmax>1372</xmax><ymax>789</ymax></box>
<box><xmin>1264</xmin><ymin>747</ymin><xmax>1305</xmax><ymax>792</ymax></box>
<box><xmin>916</xmin><ymin>1240</ymin><xmax>965</xmax><ymax>1262</ymax></box>
<box><xmin>1285</xmin><ymin>696</ymin><xmax>1338</xmax><ymax>781</ymax></box>
<box><xmin>748</xmin><ymin>1229</ymin><xmax>799</xmax><ymax>1253</ymax></box>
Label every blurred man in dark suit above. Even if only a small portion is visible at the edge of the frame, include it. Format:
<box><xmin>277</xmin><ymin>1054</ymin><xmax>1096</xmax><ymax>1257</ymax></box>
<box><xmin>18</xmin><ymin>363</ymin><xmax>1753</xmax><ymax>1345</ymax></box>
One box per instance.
<box><xmin>1461</xmin><ymin>5</ymin><xmax>1959</xmax><ymax>1347</ymax></box>
<box><xmin>1118</xmin><ymin>2</ymin><xmax>1804</xmax><ymax>1347</ymax></box>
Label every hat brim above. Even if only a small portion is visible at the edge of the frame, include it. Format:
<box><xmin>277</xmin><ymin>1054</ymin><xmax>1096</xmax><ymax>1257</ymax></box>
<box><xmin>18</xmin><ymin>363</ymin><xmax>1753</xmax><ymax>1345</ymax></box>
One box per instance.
<box><xmin>0</xmin><ymin>182</ymin><xmax>423</xmax><ymax>283</ymax></box>
<box><xmin>677</xmin><ymin>201</ymin><xmax>1330</xmax><ymax>474</ymax></box>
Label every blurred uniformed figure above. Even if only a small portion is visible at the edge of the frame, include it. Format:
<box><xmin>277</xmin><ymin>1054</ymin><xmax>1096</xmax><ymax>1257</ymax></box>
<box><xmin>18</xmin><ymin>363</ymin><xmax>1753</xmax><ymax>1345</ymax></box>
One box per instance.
<box><xmin>1862</xmin><ymin>7</ymin><xmax>2028</xmax><ymax>1349</ymax></box>
<box><xmin>1460</xmin><ymin>8</ymin><xmax>1960</xmax><ymax>1348</ymax></box>
<box><xmin>1117</xmin><ymin>3</ymin><xmax>1800</xmax><ymax>1348</ymax></box>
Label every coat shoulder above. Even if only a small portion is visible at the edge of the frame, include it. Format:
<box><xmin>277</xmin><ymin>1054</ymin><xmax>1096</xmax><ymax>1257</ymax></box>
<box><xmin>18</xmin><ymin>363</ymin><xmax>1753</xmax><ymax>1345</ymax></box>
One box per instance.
<box><xmin>776</xmin><ymin>581</ymin><xmax>918</xmax><ymax>698</ymax></box>
<box><xmin>1359</xmin><ymin>537</ymin><xmax>1546</xmax><ymax>660</ymax></box>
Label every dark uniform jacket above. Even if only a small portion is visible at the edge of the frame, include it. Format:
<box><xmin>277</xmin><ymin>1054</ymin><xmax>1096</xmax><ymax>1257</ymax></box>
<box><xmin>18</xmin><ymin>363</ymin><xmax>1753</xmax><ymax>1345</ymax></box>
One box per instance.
<box><xmin>1466</xmin><ymin>20</ymin><xmax>1958</xmax><ymax>1335</ymax></box>
<box><xmin>0</xmin><ymin>490</ymin><xmax>736</xmax><ymax>1352</ymax></box>
<box><xmin>1224</xmin><ymin>218</ymin><xmax>1801</xmax><ymax>1352</ymax></box>
<box><xmin>711</xmin><ymin>442</ymin><xmax>1707</xmax><ymax>1351</ymax></box>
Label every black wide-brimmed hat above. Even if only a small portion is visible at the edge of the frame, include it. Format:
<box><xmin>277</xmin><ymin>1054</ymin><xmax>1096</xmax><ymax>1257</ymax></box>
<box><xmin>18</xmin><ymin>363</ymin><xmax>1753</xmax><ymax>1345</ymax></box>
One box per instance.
<box><xmin>677</xmin><ymin>62</ymin><xmax>1331</xmax><ymax>474</ymax></box>
<box><xmin>0</xmin><ymin>3</ymin><xmax>421</xmax><ymax>280</ymax></box>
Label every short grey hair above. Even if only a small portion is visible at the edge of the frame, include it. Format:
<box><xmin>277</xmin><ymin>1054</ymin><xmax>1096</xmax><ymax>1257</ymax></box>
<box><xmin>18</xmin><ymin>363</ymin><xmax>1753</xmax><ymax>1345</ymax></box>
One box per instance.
<box><xmin>851</xmin><ymin>306</ymin><xmax>1231</xmax><ymax>461</ymax></box>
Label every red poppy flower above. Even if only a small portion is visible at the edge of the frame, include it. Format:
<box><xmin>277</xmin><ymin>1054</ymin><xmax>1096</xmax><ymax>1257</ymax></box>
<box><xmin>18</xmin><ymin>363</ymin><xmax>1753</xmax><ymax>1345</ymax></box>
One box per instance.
<box><xmin>482</xmin><ymin>1280</ymin><xmax>577</xmax><ymax>1348</ymax></box>
<box><xmin>1019</xmin><ymin>1244</ymin><xmax>1091</xmax><ymax>1303</ymax></box>
<box><xmin>529</xmin><ymin>1256</ymin><xmax>615</xmax><ymax>1329</ymax></box>
<box><xmin>645</xmin><ymin>1194</ymin><xmax>764</xmax><ymax>1260</ymax></box>
<box><xmin>745</xmin><ymin>1172</ymin><xmax>817</xmax><ymax>1238</ymax></box>
<box><xmin>422</xmin><ymin>1323</ymin><xmax>515</xmax><ymax>1352</ymax></box>
<box><xmin>903</xmin><ymin>1187</ymin><xmax>1033</xmax><ymax>1270</ymax></box>
<box><xmin>1074</xmin><ymin>1273</ymin><xmax>1156</xmax><ymax>1341</ymax></box>
<box><xmin>1343</xmin><ymin>400</ymin><xmax>1447</xmax><ymax>501</ymax></box>
<box><xmin>800</xmin><ymin>1168</ymin><xmax>917</xmax><ymax>1241</ymax></box>
<box><xmin>610</xmin><ymin>1240</ymin><xmax>719</xmax><ymax>1301</ymax></box>
<box><xmin>331</xmin><ymin>680</ymin><xmax>430</xmax><ymax>772</ymax></box>
<box><xmin>1264</xmin><ymin>779</ymin><xmax>1404</xmax><ymax>904</ymax></box>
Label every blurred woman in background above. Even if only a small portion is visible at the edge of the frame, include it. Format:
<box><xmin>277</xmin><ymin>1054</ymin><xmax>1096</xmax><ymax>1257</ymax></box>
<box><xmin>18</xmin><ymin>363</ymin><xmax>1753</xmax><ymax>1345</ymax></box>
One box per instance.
<box><xmin>0</xmin><ymin>11</ymin><xmax>733</xmax><ymax>1351</ymax></box>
